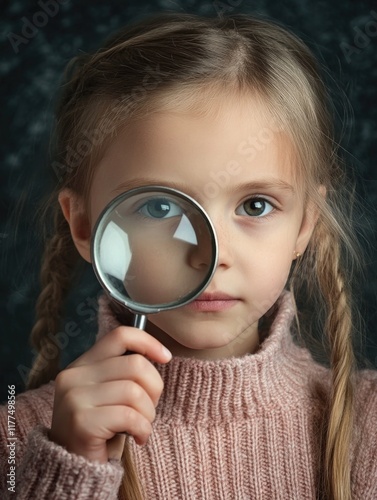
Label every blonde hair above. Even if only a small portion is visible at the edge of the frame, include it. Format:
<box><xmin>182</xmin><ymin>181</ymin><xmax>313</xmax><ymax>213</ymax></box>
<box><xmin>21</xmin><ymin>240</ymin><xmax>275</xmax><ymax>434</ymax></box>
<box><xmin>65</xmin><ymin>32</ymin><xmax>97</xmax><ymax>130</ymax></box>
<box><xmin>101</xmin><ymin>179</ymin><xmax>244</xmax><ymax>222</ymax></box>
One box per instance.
<box><xmin>27</xmin><ymin>12</ymin><xmax>368</xmax><ymax>499</ymax></box>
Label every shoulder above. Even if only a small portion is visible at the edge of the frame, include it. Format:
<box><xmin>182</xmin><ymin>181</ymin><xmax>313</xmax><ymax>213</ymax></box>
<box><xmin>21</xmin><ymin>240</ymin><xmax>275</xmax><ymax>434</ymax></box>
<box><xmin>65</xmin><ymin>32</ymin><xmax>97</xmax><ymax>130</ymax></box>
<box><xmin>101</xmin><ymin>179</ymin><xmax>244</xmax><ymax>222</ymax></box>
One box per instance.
<box><xmin>351</xmin><ymin>368</ymin><xmax>377</xmax><ymax>498</ymax></box>
<box><xmin>0</xmin><ymin>382</ymin><xmax>55</xmax><ymax>445</ymax></box>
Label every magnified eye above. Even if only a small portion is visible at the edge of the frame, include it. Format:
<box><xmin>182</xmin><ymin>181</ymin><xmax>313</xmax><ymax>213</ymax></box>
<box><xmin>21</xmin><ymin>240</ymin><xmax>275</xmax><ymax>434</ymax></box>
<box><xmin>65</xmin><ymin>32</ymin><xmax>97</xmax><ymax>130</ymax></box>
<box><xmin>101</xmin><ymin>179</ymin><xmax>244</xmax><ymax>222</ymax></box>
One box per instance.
<box><xmin>236</xmin><ymin>198</ymin><xmax>274</xmax><ymax>217</ymax></box>
<box><xmin>138</xmin><ymin>198</ymin><xmax>183</xmax><ymax>219</ymax></box>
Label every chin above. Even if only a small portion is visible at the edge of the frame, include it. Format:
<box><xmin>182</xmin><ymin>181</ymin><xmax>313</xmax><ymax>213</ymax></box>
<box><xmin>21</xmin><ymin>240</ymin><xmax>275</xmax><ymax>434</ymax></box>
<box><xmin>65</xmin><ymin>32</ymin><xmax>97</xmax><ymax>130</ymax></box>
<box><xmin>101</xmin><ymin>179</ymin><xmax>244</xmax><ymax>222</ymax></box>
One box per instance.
<box><xmin>177</xmin><ymin>337</ymin><xmax>229</xmax><ymax>350</ymax></box>
<box><xmin>162</xmin><ymin>323</ymin><xmax>236</xmax><ymax>347</ymax></box>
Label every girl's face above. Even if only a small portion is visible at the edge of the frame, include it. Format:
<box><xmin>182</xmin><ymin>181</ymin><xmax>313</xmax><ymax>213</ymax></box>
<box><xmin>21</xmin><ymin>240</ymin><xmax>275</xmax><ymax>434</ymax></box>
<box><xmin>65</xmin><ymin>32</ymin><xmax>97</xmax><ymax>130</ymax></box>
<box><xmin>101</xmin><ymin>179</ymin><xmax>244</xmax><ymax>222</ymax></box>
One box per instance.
<box><xmin>63</xmin><ymin>95</ymin><xmax>318</xmax><ymax>359</ymax></box>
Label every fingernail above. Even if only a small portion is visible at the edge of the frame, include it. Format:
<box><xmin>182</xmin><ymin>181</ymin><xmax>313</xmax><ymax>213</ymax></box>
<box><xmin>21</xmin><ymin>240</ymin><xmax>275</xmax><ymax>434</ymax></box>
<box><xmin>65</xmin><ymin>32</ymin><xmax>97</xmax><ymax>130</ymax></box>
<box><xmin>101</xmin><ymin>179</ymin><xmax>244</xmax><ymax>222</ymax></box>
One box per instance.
<box><xmin>162</xmin><ymin>346</ymin><xmax>172</xmax><ymax>360</ymax></box>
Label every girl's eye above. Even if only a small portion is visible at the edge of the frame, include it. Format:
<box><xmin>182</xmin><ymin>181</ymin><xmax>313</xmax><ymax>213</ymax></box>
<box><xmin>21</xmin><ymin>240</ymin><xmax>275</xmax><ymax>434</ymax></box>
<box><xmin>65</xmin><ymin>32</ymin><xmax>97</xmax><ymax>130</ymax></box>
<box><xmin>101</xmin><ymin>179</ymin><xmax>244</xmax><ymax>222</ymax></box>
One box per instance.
<box><xmin>236</xmin><ymin>198</ymin><xmax>274</xmax><ymax>217</ymax></box>
<box><xmin>138</xmin><ymin>198</ymin><xmax>183</xmax><ymax>219</ymax></box>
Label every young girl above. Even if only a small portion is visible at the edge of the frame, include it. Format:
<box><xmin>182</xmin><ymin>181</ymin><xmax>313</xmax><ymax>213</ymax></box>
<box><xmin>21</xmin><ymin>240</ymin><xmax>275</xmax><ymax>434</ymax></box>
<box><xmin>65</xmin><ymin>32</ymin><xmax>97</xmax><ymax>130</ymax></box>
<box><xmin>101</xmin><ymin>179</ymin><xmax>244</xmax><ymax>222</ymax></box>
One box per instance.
<box><xmin>1</xmin><ymin>12</ymin><xmax>376</xmax><ymax>500</ymax></box>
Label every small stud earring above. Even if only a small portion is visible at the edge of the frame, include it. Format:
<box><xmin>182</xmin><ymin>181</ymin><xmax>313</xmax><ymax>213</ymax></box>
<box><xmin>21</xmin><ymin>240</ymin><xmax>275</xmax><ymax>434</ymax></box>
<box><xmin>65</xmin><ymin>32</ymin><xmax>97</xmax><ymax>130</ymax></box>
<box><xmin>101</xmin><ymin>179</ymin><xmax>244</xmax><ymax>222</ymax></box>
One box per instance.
<box><xmin>293</xmin><ymin>251</ymin><xmax>301</xmax><ymax>259</ymax></box>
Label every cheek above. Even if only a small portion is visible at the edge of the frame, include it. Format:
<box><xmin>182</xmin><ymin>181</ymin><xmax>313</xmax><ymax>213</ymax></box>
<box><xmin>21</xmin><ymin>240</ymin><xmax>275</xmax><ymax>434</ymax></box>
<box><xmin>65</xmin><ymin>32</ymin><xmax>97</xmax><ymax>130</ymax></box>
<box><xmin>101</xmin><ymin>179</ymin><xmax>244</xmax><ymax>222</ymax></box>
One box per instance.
<box><xmin>239</xmin><ymin>245</ymin><xmax>293</xmax><ymax>310</ymax></box>
<box><xmin>242</xmin><ymin>264</ymin><xmax>290</xmax><ymax>325</ymax></box>
<box><xmin>254</xmin><ymin>253</ymin><xmax>293</xmax><ymax>287</ymax></box>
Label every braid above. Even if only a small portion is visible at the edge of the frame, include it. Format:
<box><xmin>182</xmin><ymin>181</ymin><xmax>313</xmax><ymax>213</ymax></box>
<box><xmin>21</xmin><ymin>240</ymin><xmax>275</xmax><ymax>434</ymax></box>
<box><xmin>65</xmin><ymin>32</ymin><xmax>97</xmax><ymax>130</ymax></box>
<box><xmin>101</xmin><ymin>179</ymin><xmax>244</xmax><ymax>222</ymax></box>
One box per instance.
<box><xmin>314</xmin><ymin>220</ymin><xmax>356</xmax><ymax>500</ymax></box>
<box><xmin>26</xmin><ymin>204</ymin><xmax>79</xmax><ymax>390</ymax></box>
<box><xmin>119</xmin><ymin>439</ymin><xmax>145</xmax><ymax>500</ymax></box>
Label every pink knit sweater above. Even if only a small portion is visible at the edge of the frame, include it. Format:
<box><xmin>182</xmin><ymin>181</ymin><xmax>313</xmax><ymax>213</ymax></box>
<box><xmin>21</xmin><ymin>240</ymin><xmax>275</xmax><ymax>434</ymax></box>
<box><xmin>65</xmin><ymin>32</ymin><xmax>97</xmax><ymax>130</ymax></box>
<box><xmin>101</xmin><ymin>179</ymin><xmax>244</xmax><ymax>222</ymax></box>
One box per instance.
<box><xmin>1</xmin><ymin>291</ymin><xmax>377</xmax><ymax>499</ymax></box>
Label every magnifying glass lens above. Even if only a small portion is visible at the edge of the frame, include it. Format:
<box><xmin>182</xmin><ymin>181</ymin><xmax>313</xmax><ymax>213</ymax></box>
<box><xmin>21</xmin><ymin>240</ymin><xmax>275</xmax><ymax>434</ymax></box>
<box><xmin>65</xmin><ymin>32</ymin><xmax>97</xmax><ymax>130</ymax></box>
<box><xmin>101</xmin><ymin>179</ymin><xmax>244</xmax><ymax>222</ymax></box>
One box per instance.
<box><xmin>92</xmin><ymin>187</ymin><xmax>218</xmax><ymax>314</ymax></box>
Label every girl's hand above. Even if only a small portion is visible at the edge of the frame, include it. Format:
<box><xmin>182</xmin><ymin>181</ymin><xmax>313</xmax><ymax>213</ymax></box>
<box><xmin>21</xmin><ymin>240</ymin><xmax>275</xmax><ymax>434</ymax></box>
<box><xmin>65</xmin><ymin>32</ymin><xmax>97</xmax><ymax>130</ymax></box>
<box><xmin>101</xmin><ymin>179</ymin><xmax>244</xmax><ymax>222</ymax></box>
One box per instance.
<box><xmin>48</xmin><ymin>326</ymin><xmax>172</xmax><ymax>464</ymax></box>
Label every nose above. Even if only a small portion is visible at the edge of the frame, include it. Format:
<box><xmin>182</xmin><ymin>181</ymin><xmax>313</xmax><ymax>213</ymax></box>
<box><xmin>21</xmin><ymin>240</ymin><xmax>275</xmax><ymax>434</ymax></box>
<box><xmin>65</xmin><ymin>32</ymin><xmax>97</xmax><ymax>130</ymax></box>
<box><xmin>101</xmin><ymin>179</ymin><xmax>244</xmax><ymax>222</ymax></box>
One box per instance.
<box><xmin>212</xmin><ymin>219</ymin><xmax>233</xmax><ymax>269</ymax></box>
<box><xmin>187</xmin><ymin>216</ymin><xmax>233</xmax><ymax>271</ymax></box>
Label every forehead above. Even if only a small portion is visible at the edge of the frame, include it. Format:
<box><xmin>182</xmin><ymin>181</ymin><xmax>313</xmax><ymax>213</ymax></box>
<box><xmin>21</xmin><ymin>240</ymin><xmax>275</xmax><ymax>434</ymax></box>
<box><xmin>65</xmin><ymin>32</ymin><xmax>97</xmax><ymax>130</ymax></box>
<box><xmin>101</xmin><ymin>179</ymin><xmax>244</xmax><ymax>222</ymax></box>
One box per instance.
<box><xmin>90</xmin><ymin>92</ymin><xmax>301</xmax><ymax>215</ymax></box>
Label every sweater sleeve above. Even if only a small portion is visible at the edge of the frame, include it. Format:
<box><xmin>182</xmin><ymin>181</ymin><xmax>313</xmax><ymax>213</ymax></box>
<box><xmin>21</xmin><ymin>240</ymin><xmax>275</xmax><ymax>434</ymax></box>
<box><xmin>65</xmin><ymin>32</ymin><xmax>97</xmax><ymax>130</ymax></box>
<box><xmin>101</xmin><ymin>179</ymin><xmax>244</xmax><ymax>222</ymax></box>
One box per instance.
<box><xmin>351</xmin><ymin>369</ymin><xmax>377</xmax><ymax>499</ymax></box>
<box><xmin>0</xmin><ymin>383</ymin><xmax>124</xmax><ymax>499</ymax></box>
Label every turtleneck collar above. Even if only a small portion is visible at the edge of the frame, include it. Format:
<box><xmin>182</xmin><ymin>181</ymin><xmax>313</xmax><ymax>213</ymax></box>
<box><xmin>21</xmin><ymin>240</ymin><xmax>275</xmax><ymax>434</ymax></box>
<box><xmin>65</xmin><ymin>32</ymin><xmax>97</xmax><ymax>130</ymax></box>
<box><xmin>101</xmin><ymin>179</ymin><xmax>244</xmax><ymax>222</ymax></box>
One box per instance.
<box><xmin>96</xmin><ymin>291</ymin><xmax>326</xmax><ymax>424</ymax></box>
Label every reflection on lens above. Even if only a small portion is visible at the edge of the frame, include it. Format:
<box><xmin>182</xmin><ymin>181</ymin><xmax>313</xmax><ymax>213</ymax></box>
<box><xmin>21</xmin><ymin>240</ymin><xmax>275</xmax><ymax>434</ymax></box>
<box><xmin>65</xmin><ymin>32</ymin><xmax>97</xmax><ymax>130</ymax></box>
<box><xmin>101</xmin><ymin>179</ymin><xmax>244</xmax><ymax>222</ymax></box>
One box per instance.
<box><xmin>91</xmin><ymin>186</ymin><xmax>218</xmax><ymax>314</ymax></box>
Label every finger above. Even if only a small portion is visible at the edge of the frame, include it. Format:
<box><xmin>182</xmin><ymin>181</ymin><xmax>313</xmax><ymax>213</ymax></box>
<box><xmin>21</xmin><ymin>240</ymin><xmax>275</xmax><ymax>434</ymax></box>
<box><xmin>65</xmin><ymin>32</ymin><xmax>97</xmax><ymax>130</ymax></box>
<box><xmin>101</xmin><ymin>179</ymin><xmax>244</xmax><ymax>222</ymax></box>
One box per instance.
<box><xmin>72</xmin><ymin>326</ymin><xmax>172</xmax><ymax>366</ymax></box>
<box><xmin>72</xmin><ymin>355</ymin><xmax>164</xmax><ymax>405</ymax></box>
<box><xmin>56</xmin><ymin>354</ymin><xmax>165</xmax><ymax>407</ymax></box>
<box><xmin>66</xmin><ymin>406</ymin><xmax>152</xmax><ymax>462</ymax></box>
<box><xmin>68</xmin><ymin>380</ymin><xmax>157</xmax><ymax>423</ymax></box>
<box><xmin>87</xmin><ymin>405</ymin><xmax>152</xmax><ymax>444</ymax></box>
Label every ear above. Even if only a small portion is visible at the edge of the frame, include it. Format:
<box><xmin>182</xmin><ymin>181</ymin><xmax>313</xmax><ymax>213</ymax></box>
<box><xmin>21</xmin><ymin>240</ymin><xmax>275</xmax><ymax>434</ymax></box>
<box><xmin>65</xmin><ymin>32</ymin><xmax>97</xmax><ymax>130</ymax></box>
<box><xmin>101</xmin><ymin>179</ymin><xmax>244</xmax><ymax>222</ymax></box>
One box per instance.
<box><xmin>294</xmin><ymin>185</ymin><xmax>326</xmax><ymax>255</ymax></box>
<box><xmin>58</xmin><ymin>189</ymin><xmax>92</xmax><ymax>263</ymax></box>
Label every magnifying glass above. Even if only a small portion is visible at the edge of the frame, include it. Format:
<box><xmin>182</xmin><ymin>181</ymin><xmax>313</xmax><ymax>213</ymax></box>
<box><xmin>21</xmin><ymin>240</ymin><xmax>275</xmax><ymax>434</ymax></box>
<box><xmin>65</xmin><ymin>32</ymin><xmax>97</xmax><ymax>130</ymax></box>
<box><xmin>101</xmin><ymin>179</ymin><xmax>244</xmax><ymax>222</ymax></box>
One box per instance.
<box><xmin>91</xmin><ymin>186</ymin><xmax>218</xmax><ymax>330</ymax></box>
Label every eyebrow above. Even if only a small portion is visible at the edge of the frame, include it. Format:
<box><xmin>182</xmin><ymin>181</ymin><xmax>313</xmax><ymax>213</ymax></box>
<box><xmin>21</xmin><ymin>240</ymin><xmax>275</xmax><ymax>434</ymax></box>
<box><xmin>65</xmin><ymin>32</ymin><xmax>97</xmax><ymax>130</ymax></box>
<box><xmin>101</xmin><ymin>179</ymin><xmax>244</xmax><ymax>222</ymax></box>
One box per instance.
<box><xmin>112</xmin><ymin>176</ymin><xmax>295</xmax><ymax>197</ymax></box>
<box><xmin>230</xmin><ymin>179</ymin><xmax>295</xmax><ymax>194</ymax></box>
<box><xmin>111</xmin><ymin>177</ymin><xmax>190</xmax><ymax>195</ymax></box>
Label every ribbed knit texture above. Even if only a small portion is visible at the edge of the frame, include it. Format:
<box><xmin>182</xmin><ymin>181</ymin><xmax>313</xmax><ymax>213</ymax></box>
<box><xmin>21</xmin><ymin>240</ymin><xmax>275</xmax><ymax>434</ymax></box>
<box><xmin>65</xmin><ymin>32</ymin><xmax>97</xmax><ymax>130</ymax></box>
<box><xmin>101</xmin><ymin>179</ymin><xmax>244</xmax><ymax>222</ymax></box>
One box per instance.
<box><xmin>1</xmin><ymin>290</ymin><xmax>377</xmax><ymax>499</ymax></box>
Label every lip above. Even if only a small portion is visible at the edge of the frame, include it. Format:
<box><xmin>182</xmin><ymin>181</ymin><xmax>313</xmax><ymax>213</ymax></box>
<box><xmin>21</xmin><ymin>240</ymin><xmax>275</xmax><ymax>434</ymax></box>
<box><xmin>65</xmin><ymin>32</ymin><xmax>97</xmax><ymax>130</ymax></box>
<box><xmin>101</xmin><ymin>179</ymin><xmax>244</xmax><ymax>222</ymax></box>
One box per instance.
<box><xmin>186</xmin><ymin>292</ymin><xmax>239</xmax><ymax>312</ymax></box>
<box><xmin>196</xmin><ymin>292</ymin><xmax>235</xmax><ymax>301</ymax></box>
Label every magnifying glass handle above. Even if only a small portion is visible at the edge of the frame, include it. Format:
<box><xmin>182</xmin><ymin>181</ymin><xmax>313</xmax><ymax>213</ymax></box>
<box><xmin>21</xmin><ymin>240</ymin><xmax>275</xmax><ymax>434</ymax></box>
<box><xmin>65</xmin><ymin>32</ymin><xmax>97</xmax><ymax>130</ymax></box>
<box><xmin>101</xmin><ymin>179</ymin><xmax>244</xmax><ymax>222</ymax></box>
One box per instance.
<box><xmin>133</xmin><ymin>313</ymin><xmax>147</xmax><ymax>330</ymax></box>
<box><xmin>123</xmin><ymin>313</ymin><xmax>147</xmax><ymax>357</ymax></box>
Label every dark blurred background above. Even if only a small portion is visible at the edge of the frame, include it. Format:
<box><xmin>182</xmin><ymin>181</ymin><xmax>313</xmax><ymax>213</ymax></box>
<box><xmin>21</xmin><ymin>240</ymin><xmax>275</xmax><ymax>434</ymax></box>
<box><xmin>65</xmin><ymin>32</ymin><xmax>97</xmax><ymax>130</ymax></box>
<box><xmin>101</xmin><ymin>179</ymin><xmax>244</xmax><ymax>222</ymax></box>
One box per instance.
<box><xmin>1</xmin><ymin>0</ymin><xmax>377</xmax><ymax>403</ymax></box>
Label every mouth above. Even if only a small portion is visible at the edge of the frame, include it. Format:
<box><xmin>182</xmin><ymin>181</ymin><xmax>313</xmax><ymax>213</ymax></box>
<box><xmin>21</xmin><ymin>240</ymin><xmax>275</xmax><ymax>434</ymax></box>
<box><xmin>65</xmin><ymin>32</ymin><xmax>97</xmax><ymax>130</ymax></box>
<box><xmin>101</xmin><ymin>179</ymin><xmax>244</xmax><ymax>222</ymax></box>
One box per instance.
<box><xmin>186</xmin><ymin>292</ymin><xmax>239</xmax><ymax>312</ymax></box>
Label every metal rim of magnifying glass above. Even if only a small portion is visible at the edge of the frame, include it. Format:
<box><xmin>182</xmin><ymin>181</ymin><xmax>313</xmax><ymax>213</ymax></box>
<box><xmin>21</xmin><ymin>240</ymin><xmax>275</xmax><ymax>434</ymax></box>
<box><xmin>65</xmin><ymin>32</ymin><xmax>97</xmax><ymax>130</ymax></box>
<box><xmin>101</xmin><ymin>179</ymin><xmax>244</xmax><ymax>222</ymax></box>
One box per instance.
<box><xmin>91</xmin><ymin>185</ymin><xmax>219</xmax><ymax>314</ymax></box>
